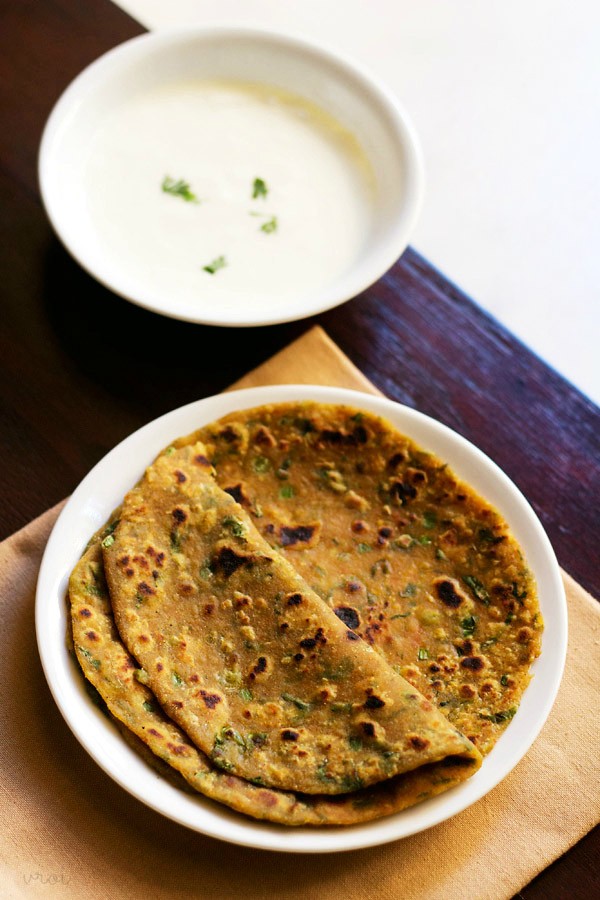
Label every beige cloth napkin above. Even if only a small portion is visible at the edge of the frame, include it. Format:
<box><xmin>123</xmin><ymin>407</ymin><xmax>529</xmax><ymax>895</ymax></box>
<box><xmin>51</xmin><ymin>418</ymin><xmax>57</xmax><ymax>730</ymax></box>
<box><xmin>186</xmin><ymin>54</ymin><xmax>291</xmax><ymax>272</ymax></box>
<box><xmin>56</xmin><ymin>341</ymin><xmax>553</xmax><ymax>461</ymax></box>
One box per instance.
<box><xmin>1</xmin><ymin>326</ymin><xmax>598</xmax><ymax>899</ymax></box>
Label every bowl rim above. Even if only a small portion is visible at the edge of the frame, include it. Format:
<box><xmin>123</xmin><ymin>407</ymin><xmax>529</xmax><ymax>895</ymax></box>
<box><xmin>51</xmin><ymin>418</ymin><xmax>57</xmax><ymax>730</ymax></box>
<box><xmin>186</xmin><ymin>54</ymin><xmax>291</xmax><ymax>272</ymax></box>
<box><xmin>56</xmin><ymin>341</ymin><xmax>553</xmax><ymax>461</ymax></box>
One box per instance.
<box><xmin>35</xmin><ymin>385</ymin><xmax>567</xmax><ymax>853</ymax></box>
<box><xmin>38</xmin><ymin>25</ymin><xmax>425</xmax><ymax>327</ymax></box>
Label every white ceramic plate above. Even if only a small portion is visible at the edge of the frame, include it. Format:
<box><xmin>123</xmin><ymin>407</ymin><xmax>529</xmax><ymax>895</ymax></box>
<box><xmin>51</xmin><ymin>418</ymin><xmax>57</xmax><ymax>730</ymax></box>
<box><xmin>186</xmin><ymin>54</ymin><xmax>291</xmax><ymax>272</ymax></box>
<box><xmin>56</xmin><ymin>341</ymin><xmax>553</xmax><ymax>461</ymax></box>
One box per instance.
<box><xmin>38</xmin><ymin>27</ymin><xmax>424</xmax><ymax>327</ymax></box>
<box><xmin>35</xmin><ymin>386</ymin><xmax>566</xmax><ymax>853</ymax></box>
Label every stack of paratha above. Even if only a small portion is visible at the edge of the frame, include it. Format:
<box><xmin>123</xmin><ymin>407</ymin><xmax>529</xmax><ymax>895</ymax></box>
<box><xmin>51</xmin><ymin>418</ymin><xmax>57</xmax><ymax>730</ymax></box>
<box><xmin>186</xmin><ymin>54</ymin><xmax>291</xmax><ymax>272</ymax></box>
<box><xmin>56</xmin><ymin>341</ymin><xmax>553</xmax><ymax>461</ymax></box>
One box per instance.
<box><xmin>69</xmin><ymin>403</ymin><xmax>542</xmax><ymax>825</ymax></box>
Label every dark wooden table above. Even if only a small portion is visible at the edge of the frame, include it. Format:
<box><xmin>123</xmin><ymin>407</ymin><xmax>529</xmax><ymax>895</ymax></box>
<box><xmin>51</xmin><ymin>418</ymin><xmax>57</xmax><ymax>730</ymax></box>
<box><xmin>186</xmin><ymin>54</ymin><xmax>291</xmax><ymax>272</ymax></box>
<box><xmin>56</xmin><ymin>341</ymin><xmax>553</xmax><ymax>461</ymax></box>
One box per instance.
<box><xmin>2</xmin><ymin>1</ymin><xmax>598</xmax><ymax>895</ymax></box>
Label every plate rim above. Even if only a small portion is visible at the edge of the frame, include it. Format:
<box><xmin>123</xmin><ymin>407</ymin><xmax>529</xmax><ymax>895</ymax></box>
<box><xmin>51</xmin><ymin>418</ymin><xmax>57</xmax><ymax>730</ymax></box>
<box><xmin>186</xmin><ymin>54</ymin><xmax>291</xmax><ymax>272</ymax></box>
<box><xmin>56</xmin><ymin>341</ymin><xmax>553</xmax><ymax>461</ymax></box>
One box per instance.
<box><xmin>35</xmin><ymin>385</ymin><xmax>567</xmax><ymax>853</ymax></box>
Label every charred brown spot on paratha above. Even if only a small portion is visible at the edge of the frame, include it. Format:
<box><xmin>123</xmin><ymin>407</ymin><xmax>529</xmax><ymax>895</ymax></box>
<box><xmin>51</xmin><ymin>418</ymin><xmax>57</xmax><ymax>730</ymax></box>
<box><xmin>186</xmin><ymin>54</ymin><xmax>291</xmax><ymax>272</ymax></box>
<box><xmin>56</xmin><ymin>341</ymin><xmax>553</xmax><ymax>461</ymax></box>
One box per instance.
<box><xmin>167</xmin><ymin>742</ymin><xmax>189</xmax><ymax>756</ymax></box>
<box><xmin>434</xmin><ymin>577</ymin><xmax>466</xmax><ymax>608</ymax></box>
<box><xmin>364</xmin><ymin>622</ymin><xmax>382</xmax><ymax>644</ymax></box>
<box><xmin>460</xmin><ymin>657</ymin><xmax>485</xmax><ymax>672</ymax></box>
<box><xmin>345</xmin><ymin>581</ymin><xmax>362</xmax><ymax>593</ymax></box>
<box><xmin>389</xmin><ymin>480</ymin><xmax>417</xmax><ymax>504</ymax></box>
<box><xmin>407</xmin><ymin>735</ymin><xmax>430</xmax><ymax>751</ymax></box>
<box><xmin>198</xmin><ymin>690</ymin><xmax>222</xmax><ymax>709</ymax></box>
<box><xmin>319</xmin><ymin>426</ymin><xmax>368</xmax><ymax>447</ymax></box>
<box><xmin>387</xmin><ymin>451</ymin><xmax>406</xmax><ymax>469</ymax></box>
<box><xmin>224</xmin><ymin>483</ymin><xmax>250</xmax><ymax>507</ymax></box>
<box><xmin>220</xmin><ymin>425</ymin><xmax>240</xmax><ymax>443</ymax></box>
<box><xmin>364</xmin><ymin>694</ymin><xmax>385</xmax><ymax>710</ymax></box>
<box><xmin>279</xmin><ymin>524</ymin><xmax>320</xmax><ymax>548</ymax></box>
<box><xmin>351</xmin><ymin>520</ymin><xmax>368</xmax><ymax>533</ymax></box>
<box><xmin>249</xmin><ymin>656</ymin><xmax>269</xmax><ymax>680</ymax></box>
<box><xmin>254</xmin><ymin>426</ymin><xmax>276</xmax><ymax>447</ymax></box>
<box><xmin>211</xmin><ymin>546</ymin><xmax>261</xmax><ymax>577</ymax></box>
<box><xmin>299</xmin><ymin>628</ymin><xmax>327</xmax><ymax>650</ymax></box>
<box><xmin>334</xmin><ymin>606</ymin><xmax>360</xmax><ymax>630</ymax></box>
<box><xmin>377</xmin><ymin>526</ymin><xmax>393</xmax><ymax>543</ymax></box>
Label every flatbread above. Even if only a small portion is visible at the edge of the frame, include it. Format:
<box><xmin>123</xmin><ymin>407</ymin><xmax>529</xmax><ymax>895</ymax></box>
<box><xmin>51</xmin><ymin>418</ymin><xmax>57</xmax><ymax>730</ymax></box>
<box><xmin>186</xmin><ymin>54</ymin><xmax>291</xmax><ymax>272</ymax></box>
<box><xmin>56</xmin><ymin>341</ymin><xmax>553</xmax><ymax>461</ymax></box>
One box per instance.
<box><xmin>70</xmin><ymin>528</ymin><xmax>481</xmax><ymax>825</ymax></box>
<box><xmin>185</xmin><ymin>402</ymin><xmax>543</xmax><ymax>755</ymax></box>
<box><xmin>103</xmin><ymin>443</ymin><xmax>480</xmax><ymax>795</ymax></box>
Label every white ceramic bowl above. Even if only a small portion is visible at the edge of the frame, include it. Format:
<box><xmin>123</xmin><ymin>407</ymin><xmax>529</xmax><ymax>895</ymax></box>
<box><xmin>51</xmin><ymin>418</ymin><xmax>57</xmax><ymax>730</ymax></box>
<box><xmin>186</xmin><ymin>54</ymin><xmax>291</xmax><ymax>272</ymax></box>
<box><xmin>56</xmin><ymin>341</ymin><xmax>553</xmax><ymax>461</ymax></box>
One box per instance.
<box><xmin>38</xmin><ymin>27</ymin><xmax>424</xmax><ymax>326</ymax></box>
<box><xmin>36</xmin><ymin>386</ymin><xmax>566</xmax><ymax>853</ymax></box>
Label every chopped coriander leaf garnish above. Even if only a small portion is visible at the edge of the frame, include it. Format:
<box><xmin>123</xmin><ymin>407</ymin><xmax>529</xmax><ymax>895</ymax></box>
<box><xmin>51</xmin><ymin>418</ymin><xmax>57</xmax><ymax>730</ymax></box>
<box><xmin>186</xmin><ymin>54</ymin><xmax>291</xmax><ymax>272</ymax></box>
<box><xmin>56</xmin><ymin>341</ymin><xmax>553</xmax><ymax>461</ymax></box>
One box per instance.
<box><xmin>252</xmin><ymin>455</ymin><xmax>270</xmax><ymax>473</ymax></box>
<box><xmin>461</xmin><ymin>615</ymin><xmax>477</xmax><ymax>637</ymax></box>
<box><xmin>480</xmin><ymin>707</ymin><xmax>517</xmax><ymax>724</ymax></box>
<box><xmin>480</xmin><ymin>636</ymin><xmax>498</xmax><ymax>650</ymax></box>
<box><xmin>463</xmin><ymin>574</ymin><xmax>490</xmax><ymax>605</ymax></box>
<box><xmin>78</xmin><ymin>646</ymin><xmax>100</xmax><ymax>670</ymax></box>
<box><xmin>203</xmin><ymin>255</ymin><xmax>227</xmax><ymax>275</ymax></box>
<box><xmin>417</xmin><ymin>647</ymin><xmax>429</xmax><ymax>660</ymax></box>
<box><xmin>260</xmin><ymin>216</ymin><xmax>278</xmax><ymax>234</ymax></box>
<box><xmin>279</xmin><ymin>484</ymin><xmax>295</xmax><ymax>499</ymax></box>
<box><xmin>281</xmin><ymin>692</ymin><xmax>311</xmax><ymax>711</ymax></box>
<box><xmin>222</xmin><ymin>516</ymin><xmax>245</xmax><ymax>537</ymax></box>
<box><xmin>161</xmin><ymin>176</ymin><xmax>199</xmax><ymax>203</ymax></box>
<box><xmin>252</xmin><ymin>177</ymin><xmax>268</xmax><ymax>199</ymax></box>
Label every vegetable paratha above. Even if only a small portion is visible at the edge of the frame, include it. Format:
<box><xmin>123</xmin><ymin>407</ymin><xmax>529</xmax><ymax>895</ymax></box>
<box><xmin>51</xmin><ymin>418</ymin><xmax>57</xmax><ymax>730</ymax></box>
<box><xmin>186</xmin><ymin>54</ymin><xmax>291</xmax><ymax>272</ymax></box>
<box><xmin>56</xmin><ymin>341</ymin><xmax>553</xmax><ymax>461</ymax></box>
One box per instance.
<box><xmin>103</xmin><ymin>443</ymin><xmax>481</xmax><ymax>795</ymax></box>
<box><xmin>70</xmin><ymin>529</ymin><xmax>482</xmax><ymax>825</ymax></box>
<box><xmin>186</xmin><ymin>402</ymin><xmax>543</xmax><ymax>755</ymax></box>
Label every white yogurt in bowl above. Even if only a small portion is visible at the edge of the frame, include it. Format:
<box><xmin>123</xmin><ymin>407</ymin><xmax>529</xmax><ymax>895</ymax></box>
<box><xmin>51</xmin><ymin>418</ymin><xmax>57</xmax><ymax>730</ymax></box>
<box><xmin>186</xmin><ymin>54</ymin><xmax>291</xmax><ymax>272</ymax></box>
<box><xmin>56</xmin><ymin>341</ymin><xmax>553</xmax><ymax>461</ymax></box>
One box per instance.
<box><xmin>85</xmin><ymin>81</ymin><xmax>375</xmax><ymax>317</ymax></box>
<box><xmin>39</xmin><ymin>28</ymin><xmax>424</xmax><ymax>326</ymax></box>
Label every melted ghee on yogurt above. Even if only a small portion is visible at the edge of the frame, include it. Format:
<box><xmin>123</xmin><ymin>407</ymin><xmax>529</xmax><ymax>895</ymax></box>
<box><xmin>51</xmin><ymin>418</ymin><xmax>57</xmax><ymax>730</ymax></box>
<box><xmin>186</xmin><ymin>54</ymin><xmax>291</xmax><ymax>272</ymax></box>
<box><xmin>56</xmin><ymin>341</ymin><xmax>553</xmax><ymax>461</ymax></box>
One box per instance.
<box><xmin>84</xmin><ymin>81</ymin><xmax>375</xmax><ymax>317</ymax></box>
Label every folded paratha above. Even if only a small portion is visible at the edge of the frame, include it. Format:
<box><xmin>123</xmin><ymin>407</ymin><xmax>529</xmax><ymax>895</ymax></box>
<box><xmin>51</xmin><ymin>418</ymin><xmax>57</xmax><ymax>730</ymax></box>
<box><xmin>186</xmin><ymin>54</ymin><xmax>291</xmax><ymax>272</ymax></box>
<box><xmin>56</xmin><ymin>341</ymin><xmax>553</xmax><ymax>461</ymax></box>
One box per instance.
<box><xmin>71</xmin><ymin>525</ymin><xmax>481</xmax><ymax>825</ymax></box>
<box><xmin>185</xmin><ymin>402</ymin><xmax>543</xmax><ymax>755</ymax></box>
<box><xmin>102</xmin><ymin>443</ymin><xmax>481</xmax><ymax>795</ymax></box>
